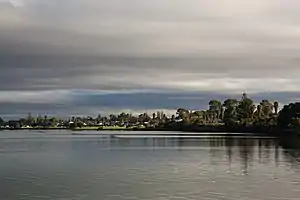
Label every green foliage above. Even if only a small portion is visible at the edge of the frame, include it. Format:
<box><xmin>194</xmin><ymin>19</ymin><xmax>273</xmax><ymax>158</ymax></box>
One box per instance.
<box><xmin>236</xmin><ymin>93</ymin><xmax>255</xmax><ymax>125</ymax></box>
<box><xmin>260</xmin><ymin>100</ymin><xmax>274</xmax><ymax>118</ymax></box>
<box><xmin>138</xmin><ymin>113</ymin><xmax>151</xmax><ymax>123</ymax></box>
<box><xmin>223</xmin><ymin>99</ymin><xmax>238</xmax><ymax>126</ymax></box>
<box><xmin>190</xmin><ymin>111</ymin><xmax>206</xmax><ymax>124</ymax></box>
<box><xmin>274</xmin><ymin>101</ymin><xmax>279</xmax><ymax>115</ymax></box>
<box><xmin>278</xmin><ymin>103</ymin><xmax>300</xmax><ymax>128</ymax></box>
<box><xmin>176</xmin><ymin>108</ymin><xmax>190</xmax><ymax>124</ymax></box>
<box><xmin>209</xmin><ymin>100</ymin><xmax>222</xmax><ymax>122</ymax></box>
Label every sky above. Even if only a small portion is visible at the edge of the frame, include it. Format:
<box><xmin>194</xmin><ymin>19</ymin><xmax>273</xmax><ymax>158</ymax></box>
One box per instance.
<box><xmin>1</xmin><ymin>0</ymin><xmax>300</xmax><ymax>118</ymax></box>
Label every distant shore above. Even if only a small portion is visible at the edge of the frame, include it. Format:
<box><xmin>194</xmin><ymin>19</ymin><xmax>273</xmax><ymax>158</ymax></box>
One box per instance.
<box><xmin>2</xmin><ymin>125</ymin><xmax>298</xmax><ymax>137</ymax></box>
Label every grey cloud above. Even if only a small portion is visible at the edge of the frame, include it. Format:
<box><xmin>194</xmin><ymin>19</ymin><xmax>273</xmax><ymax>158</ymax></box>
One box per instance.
<box><xmin>1</xmin><ymin>53</ymin><xmax>299</xmax><ymax>92</ymax></box>
<box><xmin>2</xmin><ymin>0</ymin><xmax>300</xmax><ymax>57</ymax></box>
<box><xmin>0</xmin><ymin>91</ymin><xmax>299</xmax><ymax>119</ymax></box>
<box><xmin>1</xmin><ymin>0</ymin><xmax>300</xmax><ymax>117</ymax></box>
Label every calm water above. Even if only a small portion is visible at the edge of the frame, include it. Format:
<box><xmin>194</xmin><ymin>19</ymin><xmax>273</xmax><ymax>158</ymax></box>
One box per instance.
<box><xmin>1</xmin><ymin>130</ymin><xmax>300</xmax><ymax>200</ymax></box>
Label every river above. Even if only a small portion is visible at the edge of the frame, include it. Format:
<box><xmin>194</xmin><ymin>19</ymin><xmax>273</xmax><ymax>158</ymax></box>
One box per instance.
<box><xmin>0</xmin><ymin>130</ymin><xmax>300</xmax><ymax>200</ymax></box>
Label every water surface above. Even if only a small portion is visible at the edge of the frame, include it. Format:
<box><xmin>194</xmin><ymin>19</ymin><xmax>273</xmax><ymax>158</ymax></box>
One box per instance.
<box><xmin>0</xmin><ymin>130</ymin><xmax>300</xmax><ymax>200</ymax></box>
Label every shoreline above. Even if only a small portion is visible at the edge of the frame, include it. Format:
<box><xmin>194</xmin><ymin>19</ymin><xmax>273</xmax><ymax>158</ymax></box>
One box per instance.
<box><xmin>1</xmin><ymin>125</ymin><xmax>298</xmax><ymax>136</ymax></box>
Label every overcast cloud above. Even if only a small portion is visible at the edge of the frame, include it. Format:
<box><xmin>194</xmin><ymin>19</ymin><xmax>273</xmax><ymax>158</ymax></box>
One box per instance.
<box><xmin>1</xmin><ymin>0</ymin><xmax>300</xmax><ymax>118</ymax></box>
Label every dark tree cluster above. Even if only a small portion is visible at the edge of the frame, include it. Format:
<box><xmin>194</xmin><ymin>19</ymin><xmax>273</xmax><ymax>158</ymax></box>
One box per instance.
<box><xmin>175</xmin><ymin>93</ymin><xmax>280</xmax><ymax>128</ymax></box>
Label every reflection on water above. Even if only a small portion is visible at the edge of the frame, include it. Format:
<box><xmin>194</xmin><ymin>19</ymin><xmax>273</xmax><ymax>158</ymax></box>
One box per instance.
<box><xmin>0</xmin><ymin>131</ymin><xmax>300</xmax><ymax>200</ymax></box>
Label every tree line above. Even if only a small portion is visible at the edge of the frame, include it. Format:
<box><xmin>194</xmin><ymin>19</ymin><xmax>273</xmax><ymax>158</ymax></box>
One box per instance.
<box><xmin>176</xmin><ymin>93</ymin><xmax>278</xmax><ymax>127</ymax></box>
<box><xmin>0</xmin><ymin>93</ymin><xmax>299</xmax><ymax>132</ymax></box>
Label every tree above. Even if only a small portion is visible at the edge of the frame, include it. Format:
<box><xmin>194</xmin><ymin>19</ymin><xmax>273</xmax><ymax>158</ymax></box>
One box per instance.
<box><xmin>0</xmin><ymin>117</ymin><xmax>4</xmax><ymax>126</ymax></box>
<box><xmin>36</xmin><ymin>115</ymin><xmax>43</xmax><ymax>126</ymax></box>
<box><xmin>203</xmin><ymin>110</ymin><xmax>207</xmax><ymax>124</ymax></box>
<box><xmin>192</xmin><ymin>111</ymin><xmax>205</xmax><ymax>123</ymax></box>
<box><xmin>189</xmin><ymin>111</ymin><xmax>204</xmax><ymax>124</ymax></box>
<box><xmin>49</xmin><ymin>117</ymin><xmax>58</xmax><ymax>127</ymax></box>
<box><xmin>8</xmin><ymin>121</ymin><xmax>21</xmax><ymax>129</ymax></box>
<box><xmin>274</xmin><ymin>101</ymin><xmax>279</xmax><ymax>115</ymax></box>
<box><xmin>220</xmin><ymin>106</ymin><xmax>224</xmax><ymax>120</ymax></box>
<box><xmin>129</xmin><ymin>115</ymin><xmax>138</xmax><ymax>124</ymax></box>
<box><xmin>157</xmin><ymin>111</ymin><xmax>165</xmax><ymax>120</ymax></box>
<box><xmin>260</xmin><ymin>100</ymin><xmax>274</xmax><ymax>119</ymax></box>
<box><xmin>118</xmin><ymin>112</ymin><xmax>128</xmax><ymax>125</ymax></box>
<box><xmin>209</xmin><ymin>100</ymin><xmax>222</xmax><ymax>123</ymax></box>
<box><xmin>171</xmin><ymin>114</ymin><xmax>176</xmax><ymax>122</ymax></box>
<box><xmin>223</xmin><ymin>99</ymin><xmax>238</xmax><ymax>126</ymax></box>
<box><xmin>138</xmin><ymin>113</ymin><xmax>151</xmax><ymax>123</ymax></box>
<box><xmin>43</xmin><ymin>115</ymin><xmax>49</xmax><ymax>127</ymax></box>
<box><xmin>19</xmin><ymin>118</ymin><xmax>27</xmax><ymax>126</ymax></box>
<box><xmin>152</xmin><ymin>113</ymin><xmax>156</xmax><ymax>120</ymax></box>
<box><xmin>26</xmin><ymin>113</ymin><xmax>34</xmax><ymax>126</ymax></box>
<box><xmin>257</xmin><ymin>105</ymin><xmax>262</xmax><ymax>119</ymax></box>
<box><xmin>176</xmin><ymin>108</ymin><xmax>190</xmax><ymax>124</ymax></box>
<box><xmin>277</xmin><ymin>102</ymin><xmax>300</xmax><ymax>128</ymax></box>
<box><xmin>101</xmin><ymin>116</ymin><xmax>108</xmax><ymax>125</ymax></box>
<box><xmin>236</xmin><ymin>93</ymin><xmax>255</xmax><ymax>125</ymax></box>
<box><xmin>109</xmin><ymin>114</ymin><xmax>117</xmax><ymax>124</ymax></box>
<box><xmin>205</xmin><ymin>110</ymin><xmax>212</xmax><ymax>123</ymax></box>
<box><xmin>253</xmin><ymin>104</ymin><xmax>262</xmax><ymax>122</ymax></box>
<box><xmin>96</xmin><ymin>114</ymin><xmax>102</xmax><ymax>122</ymax></box>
